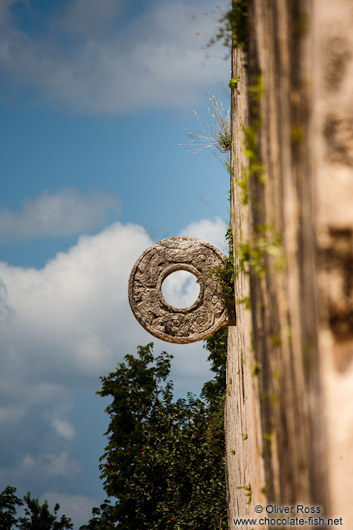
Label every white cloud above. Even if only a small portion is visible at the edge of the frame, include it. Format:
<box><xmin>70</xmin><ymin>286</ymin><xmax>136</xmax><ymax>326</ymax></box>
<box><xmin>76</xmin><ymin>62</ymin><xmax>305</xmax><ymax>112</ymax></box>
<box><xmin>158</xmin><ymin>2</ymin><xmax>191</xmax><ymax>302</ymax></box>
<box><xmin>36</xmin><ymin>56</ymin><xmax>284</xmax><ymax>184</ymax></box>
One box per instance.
<box><xmin>20</xmin><ymin>450</ymin><xmax>81</xmax><ymax>478</ymax></box>
<box><xmin>162</xmin><ymin>270</ymin><xmax>201</xmax><ymax>309</ymax></box>
<box><xmin>22</xmin><ymin>455</ymin><xmax>36</xmax><ymax>469</ymax></box>
<box><xmin>0</xmin><ymin>222</ymin><xmax>150</xmax><ymax>384</ymax></box>
<box><xmin>44</xmin><ymin>450</ymin><xmax>81</xmax><ymax>477</ymax></box>
<box><xmin>41</xmin><ymin>492</ymin><xmax>101</xmax><ymax>529</ymax></box>
<box><xmin>0</xmin><ymin>217</ymin><xmax>225</xmax><ymax>390</ymax></box>
<box><xmin>178</xmin><ymin>216</ymin><xmax>228</xmax><ymax>253</ymax></box>
<box><xmin>0</xmin><ymin>405</ymin><xmax>25</xmax><ymax>422</ymax></box>
<box><xmin>0</xmin><ymin>216</ymin><xmax>226</xmax><ymax>504</ymax></box>
<box><xmin>0</xmin><ymin>0</ymin><xmax>229</xmax><ymax>113</ymax></box>
<box><xmin>51</xmin><ymin>418</ymin><xmax>76</xmax><ymax>441</ymax></box>
<box><xmin>0</xmin><ymin>188</ymin><xmax>120</xmax><ymax>242</ymax></box>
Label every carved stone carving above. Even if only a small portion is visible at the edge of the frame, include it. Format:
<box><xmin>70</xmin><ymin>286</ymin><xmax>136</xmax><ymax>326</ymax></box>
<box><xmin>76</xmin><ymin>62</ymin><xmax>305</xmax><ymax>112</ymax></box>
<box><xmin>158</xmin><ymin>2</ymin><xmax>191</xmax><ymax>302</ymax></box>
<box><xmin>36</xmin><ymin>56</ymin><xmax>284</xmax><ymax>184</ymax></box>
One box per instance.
<box><xmin>128</xmin><ymin>237</ymin><xmax>235</xmax><ymax>344</ymax></box>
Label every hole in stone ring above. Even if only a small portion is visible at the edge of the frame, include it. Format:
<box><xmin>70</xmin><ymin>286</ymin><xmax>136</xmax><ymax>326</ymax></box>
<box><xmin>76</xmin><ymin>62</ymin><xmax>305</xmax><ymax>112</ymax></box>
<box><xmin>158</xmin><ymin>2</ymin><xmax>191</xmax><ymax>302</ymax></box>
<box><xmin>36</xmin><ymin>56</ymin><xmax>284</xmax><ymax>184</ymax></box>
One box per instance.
<box><xmin>161</xmin><ymin>270</ymin><xmax>201</xmax><ymax>309</ymax></box>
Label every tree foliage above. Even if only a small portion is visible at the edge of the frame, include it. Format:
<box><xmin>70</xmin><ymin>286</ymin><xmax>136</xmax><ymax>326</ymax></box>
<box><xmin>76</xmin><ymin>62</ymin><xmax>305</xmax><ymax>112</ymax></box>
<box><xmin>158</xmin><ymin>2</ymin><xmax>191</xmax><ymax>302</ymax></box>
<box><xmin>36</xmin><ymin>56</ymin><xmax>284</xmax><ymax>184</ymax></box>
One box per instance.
<box><xmin>83</xmin><ymin>335</ymin><xmax>228</xmax><ymax>529</ymax></box>
<box><xmin>1</xmin><ymin>334</ymin><xmax>228</xmax><ymax>530</ymax></box>
<box><xmin>0</xmin><ymin>487</ymin><xmax>73</xmax><ymax>530</ymax></box>
<box><xmin>0</xmin><ymin>486</ymin><xmax>22</xmax><ymax>530</ymax></box>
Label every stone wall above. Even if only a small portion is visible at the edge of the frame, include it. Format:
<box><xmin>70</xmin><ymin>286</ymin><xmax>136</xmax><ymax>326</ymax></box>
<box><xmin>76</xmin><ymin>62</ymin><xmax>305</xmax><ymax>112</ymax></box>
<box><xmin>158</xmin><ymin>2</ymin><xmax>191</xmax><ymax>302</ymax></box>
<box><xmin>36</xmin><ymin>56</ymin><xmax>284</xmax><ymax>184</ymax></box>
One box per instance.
<box><xmin>226</xmin><ymin>1</ymin><xmax>353</xmax><ymax>527</ymax></box>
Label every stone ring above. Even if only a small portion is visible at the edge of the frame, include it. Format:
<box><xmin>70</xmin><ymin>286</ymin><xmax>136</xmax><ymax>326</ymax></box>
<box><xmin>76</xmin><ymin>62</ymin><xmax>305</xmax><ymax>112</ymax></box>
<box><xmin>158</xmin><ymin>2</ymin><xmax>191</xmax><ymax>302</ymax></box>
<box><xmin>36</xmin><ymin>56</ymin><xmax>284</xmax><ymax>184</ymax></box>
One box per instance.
<box><xmin>128</xmin><ymin>237</ymin><xmax>235</xmax><ymax>344</ymax></box>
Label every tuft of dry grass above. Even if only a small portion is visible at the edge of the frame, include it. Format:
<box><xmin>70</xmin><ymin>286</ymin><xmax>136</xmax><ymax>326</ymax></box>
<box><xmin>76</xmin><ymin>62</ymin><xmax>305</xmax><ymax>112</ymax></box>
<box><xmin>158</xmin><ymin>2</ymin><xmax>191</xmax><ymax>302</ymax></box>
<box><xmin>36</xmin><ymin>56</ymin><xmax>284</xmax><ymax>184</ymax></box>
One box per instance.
<box><xmin>180</xmin><ymin>93</ymin><xmax>230</xmax><ymax>155</ymax></box>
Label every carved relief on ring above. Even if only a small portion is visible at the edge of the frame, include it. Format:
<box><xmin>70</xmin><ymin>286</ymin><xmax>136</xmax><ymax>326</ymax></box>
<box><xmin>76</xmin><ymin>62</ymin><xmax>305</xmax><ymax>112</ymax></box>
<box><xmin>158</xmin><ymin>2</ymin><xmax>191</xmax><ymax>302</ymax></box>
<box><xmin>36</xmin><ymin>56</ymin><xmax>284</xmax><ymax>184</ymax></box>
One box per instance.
<box><xmin>128</xmin><ymin>237</ymin><xmax>235</xmax><ymax>344</ymax></box>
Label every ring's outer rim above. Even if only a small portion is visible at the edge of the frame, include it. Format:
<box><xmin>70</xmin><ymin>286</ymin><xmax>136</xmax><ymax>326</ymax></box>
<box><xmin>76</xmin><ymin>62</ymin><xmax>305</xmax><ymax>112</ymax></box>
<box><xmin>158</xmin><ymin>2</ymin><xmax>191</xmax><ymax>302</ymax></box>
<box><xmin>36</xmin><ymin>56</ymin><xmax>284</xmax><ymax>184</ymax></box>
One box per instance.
<box><xmin>128</xmin><ymin>236</ymin><xmax>231</xmax><ymax>344</ymax></box>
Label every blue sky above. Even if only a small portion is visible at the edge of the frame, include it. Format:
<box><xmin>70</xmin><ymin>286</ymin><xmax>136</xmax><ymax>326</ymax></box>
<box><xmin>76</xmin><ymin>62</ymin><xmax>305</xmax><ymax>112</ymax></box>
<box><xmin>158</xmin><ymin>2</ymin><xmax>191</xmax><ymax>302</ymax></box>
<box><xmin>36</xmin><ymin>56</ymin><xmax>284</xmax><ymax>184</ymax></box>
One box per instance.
<box><xmin>0</xmin><ymin>0</ymin><xmax>230</xmax><ymax>527</ymax></box>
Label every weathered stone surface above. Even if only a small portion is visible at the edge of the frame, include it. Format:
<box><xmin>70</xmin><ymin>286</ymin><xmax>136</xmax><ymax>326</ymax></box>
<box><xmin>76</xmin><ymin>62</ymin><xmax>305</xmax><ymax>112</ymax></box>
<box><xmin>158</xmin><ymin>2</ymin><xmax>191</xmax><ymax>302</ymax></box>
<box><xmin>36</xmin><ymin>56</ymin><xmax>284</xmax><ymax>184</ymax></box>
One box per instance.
<box><xmin>313</xmin><ymin>2</ymin><xmax>353</xmax><ymax>524</ymax></box>
<box><xmin>128</xmin><ymin>237</ymin><xmax>235</xmax><ymax>344</ymax></box>
<box><xmin>227</xmin><ymin>1</ymin><xmax>353</xmax><ymax>527</ymax></box>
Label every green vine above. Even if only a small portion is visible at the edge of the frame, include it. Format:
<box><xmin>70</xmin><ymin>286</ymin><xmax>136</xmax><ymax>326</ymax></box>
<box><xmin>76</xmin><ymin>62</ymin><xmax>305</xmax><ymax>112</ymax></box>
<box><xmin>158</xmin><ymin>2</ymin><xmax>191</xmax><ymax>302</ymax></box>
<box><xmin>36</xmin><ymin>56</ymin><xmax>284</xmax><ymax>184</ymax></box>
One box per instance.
<box><xmin>237</xmin><ymin>483</ymin><xmax>252</xmax><ymax>504</ymax></box>
<box><xmin>212</xmin><ymin>227</ymin><xmax>235</xmax><ymax>303</ymax></box>
<box><xmin>208</xmin><ymin>1</ymin><xmax>248</xmax><ymax>50</ymax></box>
<box><xmin>234</xmin><ymin>74</ymin><xmax>266</xmax><ymax>204</ymax></box>
<box><xmin>238</xmin><ymin>230</ymin><xmax>285</xmax><ymax>279</ymax></box>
